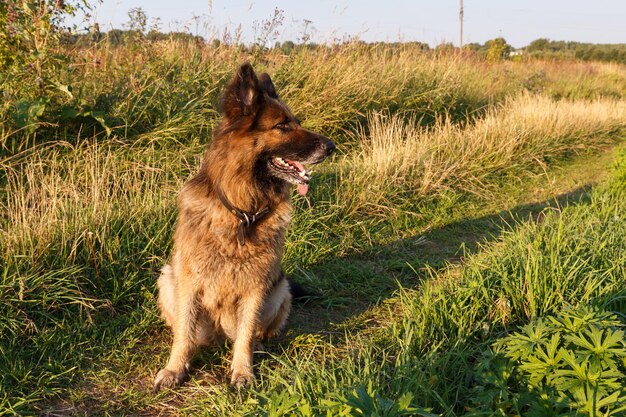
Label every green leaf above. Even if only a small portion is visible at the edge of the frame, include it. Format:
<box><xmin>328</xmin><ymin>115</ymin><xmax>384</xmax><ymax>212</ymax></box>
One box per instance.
<box><xmin>13</xmin><ymin>97</ymin><xmax>50</xmax><ymax>133</ymax></box>
<box><xmin>58</xmin><ymin>106</ymin><xmax>112</xmax><ymax>136</ymax></box>
<box><xmin>54</xmin><ymin>81</ymin><xmax>73</xmax><ymax>99</ymax></box>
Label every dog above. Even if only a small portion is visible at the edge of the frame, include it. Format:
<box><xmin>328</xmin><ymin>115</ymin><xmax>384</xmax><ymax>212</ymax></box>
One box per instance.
<box><xmin>153</xmin><ymin>63</ymin><xmax>335</xmax><ymax>390</ymax></box>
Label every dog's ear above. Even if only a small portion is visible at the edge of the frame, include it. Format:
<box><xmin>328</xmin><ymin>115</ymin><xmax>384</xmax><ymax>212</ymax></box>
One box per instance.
<box><xmin>258</xmin><ymin>73</ymin><xmax>278</xmax><ymax>99</ymax></box>
<box><xmin>222</xmin><ymin>63</ymin><xmax>261</xmax><ymax>119</ymax></box>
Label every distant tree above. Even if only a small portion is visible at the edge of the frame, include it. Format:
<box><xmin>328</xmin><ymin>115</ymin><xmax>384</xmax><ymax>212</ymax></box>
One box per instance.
<box><xmin>575</xmin><ymin>48</ymin><xmax>591</xmax><ymax>61</ymax></box>
<box><xmin>485</xmin><ymin>37</ymin><xmax>512</xmax><ymax>61</ymax></box>
<box><xmin>524</xmin><ymin>38</ymin><xmax>626</xmax><ymax>64</ymax></box>
<box><xmin>464</xmin><ymin>42</ymin><xmax>483</xmax><ymax>53</ymax></box>
<box><xmin>527</xmin><ymin>38</ymin><xmax>551</xmax><ymax>52</ymax></box>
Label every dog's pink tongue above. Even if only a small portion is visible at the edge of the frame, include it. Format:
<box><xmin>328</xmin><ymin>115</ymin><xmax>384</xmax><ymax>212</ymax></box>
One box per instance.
<box><xmin>292</xmin><ymin>161</ymin><xmax>309</xmax><ymax>196</ymax></box>
<box><xmin>297</xmin><ymin>183</ymin><xmax>309</xmax><ymax>196</ymax></box>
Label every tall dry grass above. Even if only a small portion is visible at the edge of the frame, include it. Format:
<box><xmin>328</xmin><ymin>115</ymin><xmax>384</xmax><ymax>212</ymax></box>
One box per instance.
<box><xmin>3</xmin><ymin>93</ymin><xmax>624</xmax><ymax>275</ymax></box>
<box><xmin>340</xmin><ymin>93</ymin><xmax>626</xmax><ymax>215</ymax></box>
<box><xmin>1</xmin><ymin>140</ymin><xmax>197</xmax><ymax>266</ymax></box>
<box><xmin>3</xmin><ymin>41</ymin><xmax>625</xmax><ymax>153</ymax></box>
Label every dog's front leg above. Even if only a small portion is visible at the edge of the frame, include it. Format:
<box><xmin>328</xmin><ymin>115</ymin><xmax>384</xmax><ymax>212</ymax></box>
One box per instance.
<box><xmin>230</xmin><ymin>292</ymin><xmax>263</xmax><ymax>388</ymax></box>
<box><xmin>154</xmin><ymin>273</ymin><xmax>198</xmax><ymax>391</ymax></box>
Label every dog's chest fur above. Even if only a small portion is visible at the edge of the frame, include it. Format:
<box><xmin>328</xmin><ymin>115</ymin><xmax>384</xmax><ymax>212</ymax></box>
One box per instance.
<box><xmin>172</xmin><ymin>180</ymin><xmax>291</xmax><ymax>294</ymax></box>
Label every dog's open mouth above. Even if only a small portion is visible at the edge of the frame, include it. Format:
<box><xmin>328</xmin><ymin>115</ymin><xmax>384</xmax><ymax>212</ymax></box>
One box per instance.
<box><xmin>270</xmin><ymin>157</ymin><xmax>311</xmax><ymax>195</ymax></box>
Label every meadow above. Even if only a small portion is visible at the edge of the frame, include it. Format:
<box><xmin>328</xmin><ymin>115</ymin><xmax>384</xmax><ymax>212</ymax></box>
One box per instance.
<box><xmin>1</xmin><ymin>39</ymin><xmax>626</xmax><ymax>416</ymax></box>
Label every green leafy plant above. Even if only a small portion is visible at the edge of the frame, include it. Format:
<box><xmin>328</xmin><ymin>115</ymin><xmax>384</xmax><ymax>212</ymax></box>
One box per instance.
<box><xmin>1</xmin><ymin>1</ymin><xmax>88</xmax><ymax>91</ymax></box>
<box><xmin>320</xmin><ymin>385</ymin><xmax>437</xmax><ymax>417</ymax></box>
<box><xmin>0</xmin><ymin>0</ymin><xmax>93</xmax><ymax>139</ymax></box>
<box><xmin>471</xmin><ymin>306</ymin><xmax>626</xmax><ymax>416</ymax></box>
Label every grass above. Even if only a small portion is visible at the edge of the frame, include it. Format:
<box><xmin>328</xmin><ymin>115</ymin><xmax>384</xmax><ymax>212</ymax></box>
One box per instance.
<box><xmin>1</xmin><ymin>41</ymin><xmax>626</xmax><ymax>416</ymax></box>
<box><xmin>2</xmin><ymin>41</ymin><xmax>626</xmax><ymax>153</ymax></box>
<box><xmin>340</xmin><ymin>93</ymin><xmax>625</xmax><ymax>215</ymax></box>
<box><xmin>162</xmin><ymin>148</ymin><xmax>626</xmax><ymax>417</ymax></box>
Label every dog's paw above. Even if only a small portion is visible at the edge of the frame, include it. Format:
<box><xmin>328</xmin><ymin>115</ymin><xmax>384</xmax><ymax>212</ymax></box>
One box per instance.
<box><xmin>153</xmin><ymin>368</ymin><xmax>186</xmax><ymax>392</ymax></box>
<box><xmin>230</xmin><ymin>369</ymin><xmax>255</xmax><ymax>389</ymax></box>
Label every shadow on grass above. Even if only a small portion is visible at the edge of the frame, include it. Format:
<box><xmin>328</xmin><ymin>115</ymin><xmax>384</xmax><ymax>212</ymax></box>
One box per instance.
<box><xmin>283</xmin><ymin>184</ymin><xmax>595</xmax><ymax>341</ymax></box>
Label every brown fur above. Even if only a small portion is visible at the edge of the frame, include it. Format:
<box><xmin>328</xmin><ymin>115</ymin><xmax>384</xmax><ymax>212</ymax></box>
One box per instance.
<box><xmin>153</xmin><ymin>63</ymin><xmax>334</xmax><ymax>390</ymax></box>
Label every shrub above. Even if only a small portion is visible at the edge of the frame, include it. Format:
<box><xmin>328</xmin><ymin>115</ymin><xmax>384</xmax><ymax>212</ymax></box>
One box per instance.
<box><xmin>471</xmin><ymin>306</ymin><xmax>626</xmax><ymax>416</ymax></box>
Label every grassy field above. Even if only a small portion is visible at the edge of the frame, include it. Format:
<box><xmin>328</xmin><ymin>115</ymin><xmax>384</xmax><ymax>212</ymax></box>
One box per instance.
<box><xmin>1</xmin><ymin>41</ymin><xmax>626</xmax><ymax>416</ymax></box>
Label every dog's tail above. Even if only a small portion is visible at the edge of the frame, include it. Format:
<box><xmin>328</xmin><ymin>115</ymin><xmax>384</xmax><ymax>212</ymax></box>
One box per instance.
<box><xmin>287</xmin><ymin>277</ymin><xmax>316</xmax><ymax>301</ymax></box>
<box><xmin>157</xmin><ymin>264</ymin><xmax>176</xmax><ymax>327</ymax></box>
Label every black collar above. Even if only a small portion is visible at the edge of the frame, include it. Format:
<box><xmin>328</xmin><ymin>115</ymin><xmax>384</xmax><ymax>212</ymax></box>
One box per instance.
<box><xmin>214</xmin><ymin>187</ymin><xmax>271</xmax><ymax>246</ymax></box>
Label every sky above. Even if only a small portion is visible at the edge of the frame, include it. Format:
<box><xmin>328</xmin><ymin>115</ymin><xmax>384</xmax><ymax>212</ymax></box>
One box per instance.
<box><xmin>76</xmin><ymin>0</ymin><xmax>626</xmax><ymax>48</ymax></box>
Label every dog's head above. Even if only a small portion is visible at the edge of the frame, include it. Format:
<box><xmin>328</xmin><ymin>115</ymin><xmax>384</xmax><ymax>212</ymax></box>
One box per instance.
<box><xmin>216</xmin><ymin>63</ymin><xmax>335</xmax><ymax>195</ymax></box>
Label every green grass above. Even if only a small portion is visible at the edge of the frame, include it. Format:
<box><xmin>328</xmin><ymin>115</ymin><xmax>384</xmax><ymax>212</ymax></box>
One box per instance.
<box><xmin>168</xmin><ymin>148</ymin><xmax>626</xmax><ymax>417</ymax></box>
<box><xmin>3</xmin><ymin>139</ymin><xmax>623</xmax><ymax>416</ymax></box>
<box><xmin>1</xmin><ymin>41</ymin><xmax>626</xmax><ymax>416</ymax></box>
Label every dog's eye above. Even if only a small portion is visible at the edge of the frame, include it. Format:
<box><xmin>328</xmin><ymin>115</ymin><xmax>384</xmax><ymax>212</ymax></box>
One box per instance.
<box><xmin>273</xmin><ymin>120</ymin><xmax>291</xmax><ymax>131</ymax></box>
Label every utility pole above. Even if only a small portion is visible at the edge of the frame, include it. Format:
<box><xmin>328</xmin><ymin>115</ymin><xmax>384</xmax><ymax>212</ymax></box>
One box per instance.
<box><xmin>459</xmin><ymin>0</ymin><xmax>464</xmax><ymax>49</ymax></box>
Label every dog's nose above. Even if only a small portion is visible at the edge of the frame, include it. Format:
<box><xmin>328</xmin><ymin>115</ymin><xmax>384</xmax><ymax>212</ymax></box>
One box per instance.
<box><xmin>323</xmin><ymin>140</ymin><xmax>336</xmax><ymax>156</ymax></box>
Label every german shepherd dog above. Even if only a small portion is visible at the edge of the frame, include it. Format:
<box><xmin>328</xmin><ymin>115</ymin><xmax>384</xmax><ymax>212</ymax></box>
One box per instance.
<box><xmin>153</xmin><ymin>63</ymin><xmax>335</xmax><ymax>390</ymax></box>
